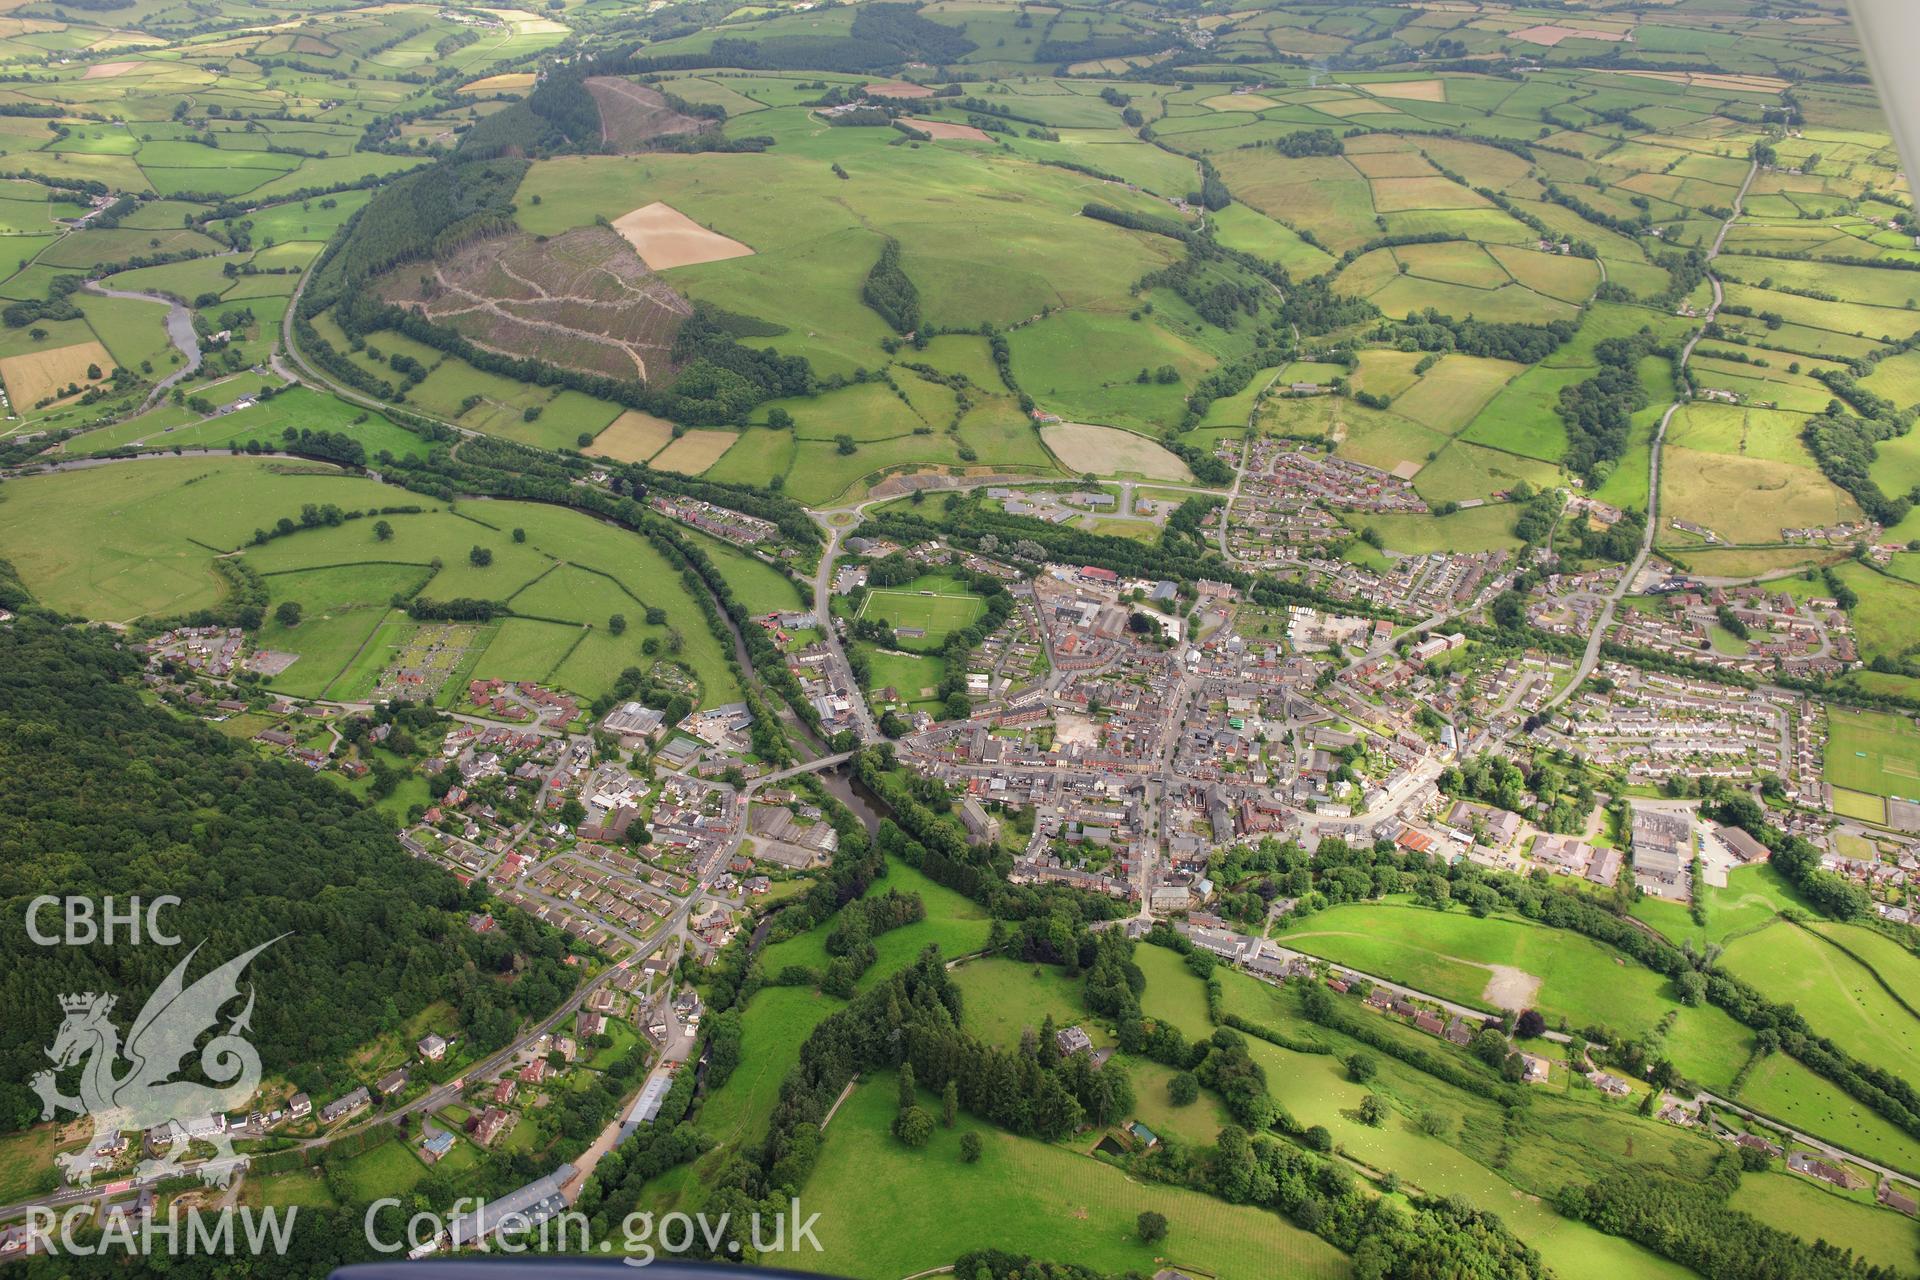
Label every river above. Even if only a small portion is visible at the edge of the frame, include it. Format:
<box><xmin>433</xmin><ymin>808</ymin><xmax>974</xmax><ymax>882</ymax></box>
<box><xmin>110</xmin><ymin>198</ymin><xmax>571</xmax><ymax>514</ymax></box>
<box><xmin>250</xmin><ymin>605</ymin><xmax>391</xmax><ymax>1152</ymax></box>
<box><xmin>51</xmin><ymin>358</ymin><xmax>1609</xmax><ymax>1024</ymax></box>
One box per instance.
<box><xmin>83</xmin><ymin>283</ymin><xmax>202</xmax><ymax>407</ymax></box>
<box><xmin>703</xmin><ymin>566</ymin><xmax>887</xmax><ymax>836</ymax></box>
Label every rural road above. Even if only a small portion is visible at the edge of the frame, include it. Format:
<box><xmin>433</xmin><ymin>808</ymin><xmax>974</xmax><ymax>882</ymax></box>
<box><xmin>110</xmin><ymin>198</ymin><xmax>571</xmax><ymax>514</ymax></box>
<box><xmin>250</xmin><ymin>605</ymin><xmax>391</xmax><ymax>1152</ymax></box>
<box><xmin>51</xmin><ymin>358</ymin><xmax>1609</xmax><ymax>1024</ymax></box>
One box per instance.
<box><xmin>1215</xmin><ymin>434</ymin><xmax>1251</xmax><ymax>560</ymax></box>
<box><xmin>810</xmin><ymin>508</ymin><xmax>883</xmax><ymax>744</ymax></box>
<box><xmin>1534</xmin><ymin>157</ymin><xmax>1758</xmax><ymax>720</ymax></box>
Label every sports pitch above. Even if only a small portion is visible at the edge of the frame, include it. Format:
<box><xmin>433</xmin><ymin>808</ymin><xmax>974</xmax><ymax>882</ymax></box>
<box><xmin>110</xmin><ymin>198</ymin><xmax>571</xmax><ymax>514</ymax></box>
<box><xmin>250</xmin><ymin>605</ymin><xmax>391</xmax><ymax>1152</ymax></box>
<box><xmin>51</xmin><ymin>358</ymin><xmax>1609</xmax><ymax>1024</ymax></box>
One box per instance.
<box><xmin>1825</xmin><ymin>707</ymin><xmax>1920</xmax><ymax>802</ymax></box>
<box><xmin>859</xmin><ymin>585</ymin><xmax>984</xmax><ymax>647</ymax></box>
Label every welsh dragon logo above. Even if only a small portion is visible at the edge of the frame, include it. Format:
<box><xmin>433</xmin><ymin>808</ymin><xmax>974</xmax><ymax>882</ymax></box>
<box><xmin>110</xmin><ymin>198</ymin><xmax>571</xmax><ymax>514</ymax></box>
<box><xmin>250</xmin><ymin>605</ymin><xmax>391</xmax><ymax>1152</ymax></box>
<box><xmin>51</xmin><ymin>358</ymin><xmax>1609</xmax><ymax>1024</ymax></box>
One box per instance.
<box><xmin>32</xmin><ymin>938</ymin><xmax>281</xmax><ymax>1189</ymax></box>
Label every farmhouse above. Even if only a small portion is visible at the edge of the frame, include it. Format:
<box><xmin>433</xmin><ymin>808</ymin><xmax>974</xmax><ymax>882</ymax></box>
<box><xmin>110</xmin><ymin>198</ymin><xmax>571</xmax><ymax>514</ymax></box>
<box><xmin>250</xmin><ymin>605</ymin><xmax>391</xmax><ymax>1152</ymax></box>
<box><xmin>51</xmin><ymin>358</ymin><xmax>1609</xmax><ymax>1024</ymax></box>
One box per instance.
<box><xmin>1787</xmin><ymin>1150</ymin><xmax>1857</xmax><ymax>1190</ymax></box>
<box><xmin>1055</xmin><ymin>1025</ymin><xmax>1094</xmax><ymax>1057</ymax></box>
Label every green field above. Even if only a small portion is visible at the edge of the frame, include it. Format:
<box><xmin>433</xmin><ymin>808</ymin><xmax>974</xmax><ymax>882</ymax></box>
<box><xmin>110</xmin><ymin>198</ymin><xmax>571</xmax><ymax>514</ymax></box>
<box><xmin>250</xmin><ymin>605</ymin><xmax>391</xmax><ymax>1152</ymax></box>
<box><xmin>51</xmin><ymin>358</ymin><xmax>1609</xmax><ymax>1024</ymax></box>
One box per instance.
<box><xmin>951</xmin><ymin>956</ymin><xmax>1110</xmax><ymax>1051</ymax></box>
<box><xmin>795</xmin><ymin>1072</ymin><xmax>1351</xmax><ymax>1280</ymax></box>
<box><xmin>1343</xmin><ymin>504</ymin><xmax>1523</xmax><ymax>554</ymax></box>
<box><xmin>12</xmin><ymin>11</ymin><xmax>1920</xmax><ymax>1271</ymax></box>
<box><xmin>1721</xmin><ymin>921</ymin><xmax>1920</xmax><ymax>1080</ymax></box>
<box><xmin>0</xmin><ymin>455</ymin><xmax>738</xmax><ymax>705</ymax></box>
<box><xmin>759</xmin><ymin>858</ymin><xmax>992</xmax><ymax>984</ymax></box>
<box><xmin>1634</xmin><ymin>863</ymin><xmax>1814</xmax><ymax>949</ymax></box>
<box><xmin>1273</xmin><ymin>900</ymin><xmax>1753</xmax><ymax>1089</ymax></box>
<box><xmin>245</xmin><ymin>1169</ymin><xmax>339</xmax><ymax>1211</ymax></box>
<box><xmin>1728</xmin><ymin>1171</ymin><xmax>1919</xmax><ymax>1274</ymax></box>
<box><xmin>1810</xmin><ymin>922</ymin><xmax>1920</xmax><ymax>1014</ymax></box>
<box><xmin>1826</xmin><ymin>707</ymin><xmax>1920</xmax><ymax>801</ymax></box>
<box><xmin>65</xmin><ymin>386</ymin><xmax>429</xmax><ymax>460</ymax></box>
<box><xmin>515</xmin><ymin>135</ymin><xmax>1187</xmax><ymax>381</ymax></box>
<box><xmin>1737</xmin><ymin>1052</ymin><xmax>1920</xmax><ymax>1176</ymax></box>
<box><xmin>1204</xmin><ymin>963</ymin><xmax>1708</xmax><ymax>1280</ymax></box>
<box><xmin>0</xmin><ymin>458</ymin><xmax>396</xmax><ymax>621</ymax></box>
<box><xmin>242</xmin><ymin>499</ymin><xmax>744</xmax><ymax>706</ymax></box>
<box><xmin>702</xmin><ymin>857</ymin><xmax>996</xmax><ymax>1161</ymax></box>
<box><xmin>857</xmin><ymin>644</ymin><xmax>948</xmax><ymax>714</ymax></box>
<box><xmin>859</xmin><ymin>580</ymin><xmax>985</xmax><ymax>650</ymax></box>
<box><xmin>336</xmin><ymin>1136</ymin><xmax>428</xmax><ymax>1201</ymax></box>
<box><xmin>1134</xmin><ymin>940</ymin><xmax>1215</xmax><ymax>1042</ymax></box>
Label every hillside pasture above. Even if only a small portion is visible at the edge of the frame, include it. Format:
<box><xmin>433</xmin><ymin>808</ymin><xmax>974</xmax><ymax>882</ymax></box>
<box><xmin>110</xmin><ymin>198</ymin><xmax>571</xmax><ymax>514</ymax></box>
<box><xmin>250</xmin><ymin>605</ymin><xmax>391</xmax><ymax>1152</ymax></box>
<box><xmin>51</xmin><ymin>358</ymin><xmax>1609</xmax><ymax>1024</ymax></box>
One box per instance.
<box><xmin>1728</xmin><ymin>1172</ymin><xmax>1920</xmax><ymax>1276</ymax></box>
<box><xmin>239</xmin><ymin>499</ymin><xmax>741</xmax><ymax>705</ymax></box>
<box><xmin>1720</xmin><ymin>921</ymin><xmax>1920</xmax><ymax>1081</ymax></box>
<box><xmin>1659</xmin><ymin>446</ymin><xmax>1858</xmax><ymax>545</ymax></box>
<box><xmin>1041</xmin><ymin>421</ymin><xmax>1191</xmax><ymax>480</ymax></box>
<box><xmin>1012</xmin><ymin>308</ymin><xmax>1211</xmax><ymax>434</ymax></box>
<box><xmin>516</xmin><ymin>139</ymin><xmax>1185</xmax><ymax>380</ymax></box>
<box><xmin>794</xmin><ymin>1073</ymin><xmax>1349</xmax><ymax>1280</ymax></box>
<box><xmin>0</xmin><ymin>459</ymin><xmax>395</xmax><ymax>621</ymax></box>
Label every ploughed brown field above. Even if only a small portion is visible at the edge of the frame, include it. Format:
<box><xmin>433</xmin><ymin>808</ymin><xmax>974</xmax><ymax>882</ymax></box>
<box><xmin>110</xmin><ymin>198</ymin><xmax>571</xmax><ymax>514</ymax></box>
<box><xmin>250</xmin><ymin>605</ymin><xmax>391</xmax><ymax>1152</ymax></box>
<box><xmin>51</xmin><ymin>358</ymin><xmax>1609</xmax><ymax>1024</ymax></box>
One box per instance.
<box><xmin>610</xmin><ymin>202</ymin><xmax>755</xmax><ymax>271</ymax></box>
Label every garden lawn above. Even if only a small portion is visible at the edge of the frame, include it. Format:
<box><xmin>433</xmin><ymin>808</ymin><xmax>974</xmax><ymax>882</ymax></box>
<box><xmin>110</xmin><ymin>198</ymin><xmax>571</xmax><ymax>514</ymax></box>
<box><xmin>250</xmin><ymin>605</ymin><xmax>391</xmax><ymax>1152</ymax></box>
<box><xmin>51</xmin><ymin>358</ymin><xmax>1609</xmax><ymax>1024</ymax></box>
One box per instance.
<box><xmin>951</xmin><ymin>956</ymin><xmax>1105</xmax><ymax>1051</ymax></box>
